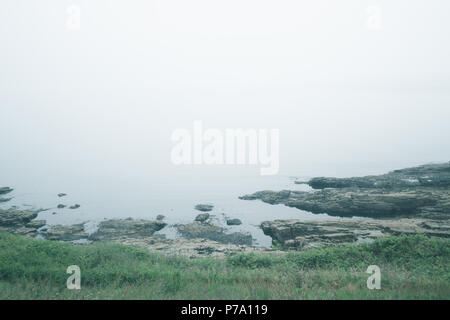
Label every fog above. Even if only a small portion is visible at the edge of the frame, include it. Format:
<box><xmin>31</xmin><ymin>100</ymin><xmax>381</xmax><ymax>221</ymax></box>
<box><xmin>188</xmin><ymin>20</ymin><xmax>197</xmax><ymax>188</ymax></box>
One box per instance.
<box><xmin>1</xmin><ymin>0</ymin><xmax>449</xmax><ymax>186</ymax></box>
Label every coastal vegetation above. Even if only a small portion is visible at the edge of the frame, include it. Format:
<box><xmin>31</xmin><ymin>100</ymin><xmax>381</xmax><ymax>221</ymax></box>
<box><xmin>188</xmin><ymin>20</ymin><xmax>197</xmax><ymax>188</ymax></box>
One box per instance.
<box><xmin>0</xmin><ymin>232</ymin><xmax>448</xmax><ymax>299</ymax></box>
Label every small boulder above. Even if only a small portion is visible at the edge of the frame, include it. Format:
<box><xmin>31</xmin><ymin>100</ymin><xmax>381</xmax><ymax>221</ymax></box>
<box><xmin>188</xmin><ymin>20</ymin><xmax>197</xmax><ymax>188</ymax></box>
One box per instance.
<box><xmin>195</xmin><ymin>213</ymin><xmax>210</xmax><ymax>222</ymax></box>
<box><xmin>226</xmin><ymin>218</ymin><xmax>242</xmax><ymax>226</ymax></box>
<box><xmin>195</xmin><ymin>204</ymin><xmax>214</xmax><ymax>212</ymax></box>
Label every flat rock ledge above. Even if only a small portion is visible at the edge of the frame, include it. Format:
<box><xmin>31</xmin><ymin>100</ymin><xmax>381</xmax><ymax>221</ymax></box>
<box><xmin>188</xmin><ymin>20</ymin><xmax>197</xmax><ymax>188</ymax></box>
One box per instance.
<box><xmin>261</xmin><ymin>218</ymin><xmax>450</xmax><ymax>250</ymax></box>
<box><xmin>0</xmin><ymin>208</ymin><xmax>45</xmax><ymax>237</ymax></box>
<box><xmin>89</xmin><ymin>218</ymin><xmax>167</xmax><ymax>241</ymax></box>
<box><xmin>42</xmin><ymin>224</ymin><xmax>89</xmax><ymax>241</ymax></box>
<box><xmin>175</xmin><ymin>221</ymin><xmax>252</xmax><ymax>245</ymax></box>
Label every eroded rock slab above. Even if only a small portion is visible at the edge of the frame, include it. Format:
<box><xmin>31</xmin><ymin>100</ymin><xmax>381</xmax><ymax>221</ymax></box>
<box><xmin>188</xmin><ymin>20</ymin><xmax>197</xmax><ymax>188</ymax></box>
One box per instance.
<box><xmin>195</xmin><ymin>204</ymin><xmax>214</xmax><ymax>212</ymax></box>
<box><xmin>42</xmin><ymin>224</ymin><xmax>89</xmax><ymax>241</ymax></box>
<box><xmin>89</xmin><ymin>218</ymin><xmax>167</xmax><ymax>241</ymax></box>
<box><xmin>261</xmin><ymin>218</ymin><xmax>450</xmax><ymax>250</ymax></box>
<box><xmin>176</xmin><ymin>221</ymin><xmax>252</xmax><ymax>245</ymax></box>
<box><xmin>299</xmin><ymin>162</ymin><xmax>450</xmax><ymax>189</ymax></box>
<box><xmin>241</xmin><ymin>163</ymin><xmax>450</xmax><ymax>219</ymax></box>
<box><xmin>0</xmin><ymin>209</ymin><xmax>38</xmax><ymax>227</ymax></box>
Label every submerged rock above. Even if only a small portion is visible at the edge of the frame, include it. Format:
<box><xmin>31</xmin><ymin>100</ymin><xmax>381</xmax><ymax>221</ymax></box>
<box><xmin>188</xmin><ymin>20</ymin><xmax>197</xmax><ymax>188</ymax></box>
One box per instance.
<box><xmin>156</xmin><ymin>215</ymin><xmax>165</xmax><ymax>221</ymax></box>
<box><xmin>57</xmin><ymin>204</ymin><xmax>66</xmax><ymax>209</ymax></box>
<box><xmin>69</xmin><ymin>204</ymin><xmax>80</xmax><ymax>209</ymax></box>
<box><xmin>176</xmin><ymin>221</ymin><xmax>252</xmax><ymax>245</ymax></box>
<box><xmin>89</xmin><ymin>219</ymin><xmax>167</xmax><ymax>241</ymax></box>
<box><xmin>195</xmin><ymin>204</ymin><xmax>214</xmax><ymax>212</ymax></box>
<box><xmin>57</xmin><ymin>193</ymin><xmax>67</xmax><ymax>197</ymax></box>
<box><xmin>261</xmin><ymin>218</ymin><xmax>450</xmax><ymax>250</ymax></box>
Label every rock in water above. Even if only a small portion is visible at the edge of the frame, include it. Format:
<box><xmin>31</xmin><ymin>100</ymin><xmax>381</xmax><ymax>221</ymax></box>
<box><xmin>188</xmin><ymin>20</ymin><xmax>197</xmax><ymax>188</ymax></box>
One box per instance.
<box><xmin>304</xmin><ymin>162</ymin><xmax>450</xmax><ymax>189</ymax></box>
<box><xmin>226</xmin><ymin>218</ymin><xmax>242</xmax><ymax>226</ymax></box>
<box><xmin>195</xmin><ymin>204</ymin><xmax>214</xmax><ymax>212</ymax></box>
<box><xmin>0</xmin><ymin>187</ymin><xmax>13</xmax><ymax>195</ymax></box>
<box><xmin>156</xmin><ymin>215</ymin><xmax>165</xmax><ymax>221</ymax></box>
<box><xmin>195</xmin><ymin>213</ymin><xmax>210</xmax><ymax>222</ymax></box>
<box><xmin>57</xmin><ymin>204</ymin><xmax>66</xmax><ymax>209</ymax></box>
<box><xmin>240</xmin><ymin>162</ymin><xmax>450</xmax><ymax>219</ymax></box>
<box><xmin>57</xmin><ymin>193</ymin><xmax>67</xmax><ymax>197</ymax></box>
<box><xmin>69</xmin><ymin>204</ymin><xmax>80</xmax><ymax>209</ymax></box>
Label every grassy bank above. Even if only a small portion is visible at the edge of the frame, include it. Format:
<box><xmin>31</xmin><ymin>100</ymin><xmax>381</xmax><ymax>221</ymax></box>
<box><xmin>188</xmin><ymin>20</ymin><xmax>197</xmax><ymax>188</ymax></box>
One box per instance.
<box><xmin>0</xmin><ymin>232</ymin><xmax>449</xmax><ymax>299</ymax></box>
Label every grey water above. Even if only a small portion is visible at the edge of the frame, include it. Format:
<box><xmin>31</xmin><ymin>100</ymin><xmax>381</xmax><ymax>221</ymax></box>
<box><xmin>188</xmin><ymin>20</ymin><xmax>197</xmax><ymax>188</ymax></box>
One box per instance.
<box><xmin>1</xmin><ymin>167</ymin><xmax>325</xmax><ymax>247</ymax></box>
<box><xmin>1</xmin><ymin>1</ymin><xmax>450</xmax><ymax>247</ymax></box>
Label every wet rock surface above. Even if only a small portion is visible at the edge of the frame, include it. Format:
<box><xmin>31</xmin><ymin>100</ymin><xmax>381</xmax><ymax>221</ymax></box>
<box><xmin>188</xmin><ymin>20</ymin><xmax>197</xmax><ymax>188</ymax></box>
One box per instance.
<box><xmin>89</xmin><ymin>218</ymin><xmax>167</xmax><ymax>241</ymax></box>
<box><xmin>241</xmin><ymin>163</ymin><xmax>450</xmax><ymax>219</ymax></box>
<box><xmin>261</xmin><ymin>218</ymin><xmax>450</xmax><ymax>250</ymax></box>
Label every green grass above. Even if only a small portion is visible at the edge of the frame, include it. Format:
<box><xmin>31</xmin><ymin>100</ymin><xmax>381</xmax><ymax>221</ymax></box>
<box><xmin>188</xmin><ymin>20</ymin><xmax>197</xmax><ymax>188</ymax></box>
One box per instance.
<box><xmin>0</xmin><ymin>232</ymin><xmax>449</xmax><ymax>299</ymax></box>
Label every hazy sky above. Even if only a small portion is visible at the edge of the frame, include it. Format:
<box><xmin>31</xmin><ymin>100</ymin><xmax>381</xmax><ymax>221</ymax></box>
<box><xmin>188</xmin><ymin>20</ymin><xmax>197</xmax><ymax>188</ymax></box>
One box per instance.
<box><xmin>1</xmin><ymin>0</ymin><xmax>449</xmax><ymax>181</ymax></box>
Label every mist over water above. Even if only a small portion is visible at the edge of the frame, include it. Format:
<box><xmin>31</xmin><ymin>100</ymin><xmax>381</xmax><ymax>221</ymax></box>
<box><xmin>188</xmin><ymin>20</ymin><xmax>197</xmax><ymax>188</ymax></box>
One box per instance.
<box><xmin>1</xmin><ymin>1</ymin><xmax>449</xmax><ymax>245</ymax></box>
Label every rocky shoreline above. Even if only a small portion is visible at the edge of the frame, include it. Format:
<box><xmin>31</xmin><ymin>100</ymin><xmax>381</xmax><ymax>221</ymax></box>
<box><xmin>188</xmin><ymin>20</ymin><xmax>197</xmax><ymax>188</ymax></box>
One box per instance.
<box><xmin>0</xmin><ymin>192</ymin><xmax>258</xmax><ymax>257</ymax></box>
<box><xmin>1</xmin><ymin>162</ymin><xmax>449</xmax><ymax>256</ymax></box>
<box><xmin>241</xmin><ymin>162</ymin><xmax>450</xmax><ymax>248</ymax></box>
